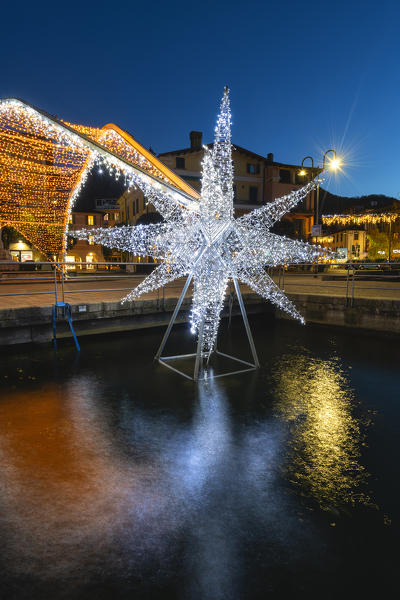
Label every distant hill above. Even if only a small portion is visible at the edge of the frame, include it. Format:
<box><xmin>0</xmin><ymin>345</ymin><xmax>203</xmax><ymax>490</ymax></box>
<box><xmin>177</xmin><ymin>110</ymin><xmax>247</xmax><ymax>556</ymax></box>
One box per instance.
<box><xmin>320</xmin><ymin>189</ymin><xmax>400</xmax><ymax>215</ymax></box>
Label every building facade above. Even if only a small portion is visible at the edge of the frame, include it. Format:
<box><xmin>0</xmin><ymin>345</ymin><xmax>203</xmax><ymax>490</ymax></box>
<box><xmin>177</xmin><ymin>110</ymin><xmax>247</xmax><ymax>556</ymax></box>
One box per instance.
<box><xmin>95</xmin><ymin>198</ymin><xmax>120</xmax><ymax>227</ymax></box>
<box><xmin>66</xmin><ymin>210</ymin><xmax>106</xmax><ymax>268</ymax></box>
<box><xmin>117</xmin><ymin>190</ymin><xmax>156</xmax><ymax>225</ymax></box>
<box><xmin>314</xmin><ymin>230</ymin><xmax>368</xmax><ymax>261</ymax></box>
<box><xmin>158</xmin><ymin>131</ymin><xmax>319</xmax><ymax>239</ymax></box>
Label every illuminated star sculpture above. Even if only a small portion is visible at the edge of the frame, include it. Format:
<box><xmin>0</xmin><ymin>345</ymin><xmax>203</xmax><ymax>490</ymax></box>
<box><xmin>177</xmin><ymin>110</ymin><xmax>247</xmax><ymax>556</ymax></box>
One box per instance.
<box><xmin>75</xmin><ymin>88</ymin><xmax>328</xmax><ymax>379</ymax></box>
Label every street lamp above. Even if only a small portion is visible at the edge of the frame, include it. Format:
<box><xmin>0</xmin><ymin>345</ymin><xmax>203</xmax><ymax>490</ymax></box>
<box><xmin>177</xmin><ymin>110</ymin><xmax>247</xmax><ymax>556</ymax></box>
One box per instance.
<box><xmin>300</xmin><ymin>156</ymin><xmax>314</xmax><ymax>171</ymax></box>
<box><xmin>298</xmin><ymin>151</ymin><xmax>342</xmax><ymax>271</ymax></box>
<box><xmin>297</xmin><ymin>157</ymin><xmax>316</xmax><ymax>227</ymax></box>
<box><xmin>299</xmin><ymin>151</ymin><xmax>341</xmax><ymax>238</ymax></box>
<box><xmin>299</xmin><ymin>156</ymin><xmax>315</xmax><ymax>177</ymax></box>
<box><xmin>316</xmin><ymin>149</ymin><xmax>340</xmax><ymax>226</ymax></box>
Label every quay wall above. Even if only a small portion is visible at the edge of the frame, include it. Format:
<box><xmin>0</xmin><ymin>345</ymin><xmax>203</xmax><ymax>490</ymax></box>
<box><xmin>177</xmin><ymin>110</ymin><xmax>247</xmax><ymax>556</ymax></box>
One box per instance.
<box><xmin>0</xmin><ymin>292</ymin><xmax>399</xmax><ymax>347</ymax></box>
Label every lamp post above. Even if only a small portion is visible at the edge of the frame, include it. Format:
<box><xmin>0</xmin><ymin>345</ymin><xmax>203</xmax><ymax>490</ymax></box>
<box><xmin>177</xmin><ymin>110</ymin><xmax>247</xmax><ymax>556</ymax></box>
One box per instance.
<box><xmin>300</xmin><ymin>156</ymin><xmax>314</xmax><ymax>172</ymax></box>
<box><xmin>300</xmin><ymin>151</ymin><xmax>341</xmax><ymax>241</ymax></box>
<box><xmin>298</xmin><ymin>157</ymin><xmax>315</xmax><ymax>232</ymax></box>
<box><xmin>316</xmin><ymin>149</ymin><xmax>339</xmax><ymax>226</ymax></box>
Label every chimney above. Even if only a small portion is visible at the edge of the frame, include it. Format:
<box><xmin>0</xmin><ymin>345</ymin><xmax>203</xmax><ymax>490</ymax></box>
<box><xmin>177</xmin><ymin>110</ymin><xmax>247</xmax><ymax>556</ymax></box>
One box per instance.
<box><xmin>190</xmin><ymin>131</ymin><xmax>203</xmax><ymax>151</ymax></box>
<box><xmin>266</xmin><ymin>152</ymin><xmax>274</xmax><ymax>163</ymax></box>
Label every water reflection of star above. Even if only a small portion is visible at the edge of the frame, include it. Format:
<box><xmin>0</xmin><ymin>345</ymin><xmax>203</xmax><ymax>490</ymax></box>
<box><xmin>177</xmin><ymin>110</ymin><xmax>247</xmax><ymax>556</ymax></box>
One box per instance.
<box><xmin>0</xmin><ymin>372</ymin><xmax>371</xmax><ymax>598</ymax></box>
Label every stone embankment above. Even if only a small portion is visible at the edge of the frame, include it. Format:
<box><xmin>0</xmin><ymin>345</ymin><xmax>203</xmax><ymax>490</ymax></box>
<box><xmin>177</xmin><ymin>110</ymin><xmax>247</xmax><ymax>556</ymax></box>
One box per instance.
<box><xmin>0</xmin><ymin>290</ymin><xmax>399</xmax><ymax>347</ymax></box>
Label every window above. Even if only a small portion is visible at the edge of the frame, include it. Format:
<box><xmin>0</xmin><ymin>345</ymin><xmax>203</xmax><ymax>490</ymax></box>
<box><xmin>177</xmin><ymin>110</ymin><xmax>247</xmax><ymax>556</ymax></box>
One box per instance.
<box><xmin>104</xmin><ymin>213</ymin><xmax>109</xmax><ymax>221</ymax></box>
<box><xmin>354</xmin><ymin>232</ymin><xmax>359</xmax><ymax>240</ymax></box>
<box><xmin>65</xmin><ymin>255</ymin><xmax>75</xmax><ymax>270</ymax></box>
<box><xmin>176</xmin><ymin>157</ymin><xmax>185</xmax><ymax>169</ymax></box>
<box><xmin>249</xmin><ymin>186</ymin><xmax>258</xmax><ymax>204</ymax></box>
<box><xmin>115</xmin><ymin>212</ymin><xmax>120</xmax><ymax>222</ymax></box>
<box><xmin>88</xmin><ymin>235</ymin><xmax>94</xmax><ymax>246</ymax></box>
<box><xmin>233</xmin><ymin>184</ymin><xmax>237</xmax><ymax>201</ymax></box>
<box><xmin>136</xmin><ymin>198</ymin><xmax>139</xmax><ymax>214</ymax></box>
<box><xmin>247</xmin><ymin>163</ymin><xmax>260</xmax><ymax>175</ymax></box>
<box><xmin>86</xmin><ymin>254</ymin><xmax>95</xmax><ymax>270</ymax></box>
<box><xmin>68</xmin><ymin>214</ymin><xmax>73</xmax><ymax>225</ymax></box>
<box><xmin>279</xmin><ymin>169</ymin><xmax>291</xmax><ymax>184</ymax></box>
<box><xmin>87</xmin><ymin>215</ymin><xmax>94</xmax><ymax>225</ymax></box>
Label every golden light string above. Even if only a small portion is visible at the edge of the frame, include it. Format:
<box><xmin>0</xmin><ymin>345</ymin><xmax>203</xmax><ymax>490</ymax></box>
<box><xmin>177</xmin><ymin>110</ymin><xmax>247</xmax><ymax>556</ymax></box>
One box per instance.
<box><xmin>322</xmin><ymin>213</ymin><xmax>399</xmax><ymax>226</ymax></box>
<box><xmin>0</xmin><ymin>99</ymin><xmax>196</xmax><ymax>258</ymax></box>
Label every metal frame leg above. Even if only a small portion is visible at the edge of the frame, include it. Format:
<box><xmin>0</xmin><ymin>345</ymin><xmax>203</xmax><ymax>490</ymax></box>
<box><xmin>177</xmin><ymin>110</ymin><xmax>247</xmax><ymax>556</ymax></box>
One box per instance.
<box><xmin>156</xmin><ymin>276</ymin><xmax>260</xmax><ymax>381</ymax></box>
<box><xmin>232</xmin><ymin>277</ymin><xmax>260</xmax><ymax>368</ymax></box>
<box><xmin>155</xmin><ymin>274</ymin><xmax>193</xmax><ymax>360</ymax></box>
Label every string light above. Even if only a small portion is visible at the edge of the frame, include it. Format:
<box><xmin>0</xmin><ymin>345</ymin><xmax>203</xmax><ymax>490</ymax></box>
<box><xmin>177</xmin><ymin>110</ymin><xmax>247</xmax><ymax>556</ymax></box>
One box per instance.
<box><xmin>322</xmin><ymin>213</ymin><xmax>399</xmax><ymax>226</ymax></box>
<box><xmin>0</xmin><ymin>98</ymin><xmax>199</xmax><ymax>258</ymax></box>
<box><xmin>73</xmin><ymin>87</ymin><xmax>333</xmax><ymax>357</ymax></box>
<box><xmin>312</xmin><ymin>236</ymin><xmax>334</xmax><ymax>243</ymax></box>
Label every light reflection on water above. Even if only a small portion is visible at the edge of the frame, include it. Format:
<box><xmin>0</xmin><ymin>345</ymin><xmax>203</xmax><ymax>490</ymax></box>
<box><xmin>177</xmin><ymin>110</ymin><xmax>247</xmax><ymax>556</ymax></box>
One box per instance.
<box><xmin>0</xmin><ymin>373</ymin><xmax>315</xmax><ymax>593</ymax></box>
<box><xmin>272</xmin><ymin>351</ymin><xmax>370</xmax><ymax>509</ymax></box>
<box><xmin>0</xmin><ymin>329</ymin><xmax>381</xmax><ymax>598</ymax></box>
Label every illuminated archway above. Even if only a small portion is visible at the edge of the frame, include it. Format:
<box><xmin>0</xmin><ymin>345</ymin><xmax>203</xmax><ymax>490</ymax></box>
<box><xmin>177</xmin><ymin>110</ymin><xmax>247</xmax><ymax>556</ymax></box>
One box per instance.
<box><xmin>0</xmin><ymin>98</ymin><xmax>199</xmax><ymax>259</ymax></box>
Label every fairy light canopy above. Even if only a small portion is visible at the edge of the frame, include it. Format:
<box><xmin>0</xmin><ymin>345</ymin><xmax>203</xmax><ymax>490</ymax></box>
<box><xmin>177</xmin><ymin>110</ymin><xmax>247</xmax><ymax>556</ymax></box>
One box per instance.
<box><xmin>0</xmin><ymin>98</ymin><xmax>199</xmax><ymax>258</ymax></box>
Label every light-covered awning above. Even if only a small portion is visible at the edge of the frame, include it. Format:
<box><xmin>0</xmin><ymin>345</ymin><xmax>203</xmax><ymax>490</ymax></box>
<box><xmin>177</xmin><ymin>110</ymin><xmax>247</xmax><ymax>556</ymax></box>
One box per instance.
<box><xmin>0</xmin><ymin>98</ymin><xmax>199</xmax><ymax>258</ymax></box>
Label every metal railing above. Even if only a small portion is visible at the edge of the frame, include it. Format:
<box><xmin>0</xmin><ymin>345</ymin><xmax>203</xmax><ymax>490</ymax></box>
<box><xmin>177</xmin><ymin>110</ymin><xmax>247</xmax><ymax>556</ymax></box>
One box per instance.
<box><xmin>0</xmin><ymin>260</ymin><xmax>400</xmax><ymax>309</ymax></box>
<box><xmin>0</xmin><ymin>261</ymin><xmax>186</xmax><ymax>308</ymax></box>
<box><xmin>269</xmin><ymin>262</ymin><xmax>400</xmax><ymax>307</ymax></box>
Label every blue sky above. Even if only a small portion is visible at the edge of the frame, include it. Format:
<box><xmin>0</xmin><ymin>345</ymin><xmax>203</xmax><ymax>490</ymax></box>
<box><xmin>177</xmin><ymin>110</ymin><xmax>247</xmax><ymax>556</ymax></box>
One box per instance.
<box><xmin>1</xmin><ymin>0</ymin><xmax>400</xmax><ymax>198</ymax></box>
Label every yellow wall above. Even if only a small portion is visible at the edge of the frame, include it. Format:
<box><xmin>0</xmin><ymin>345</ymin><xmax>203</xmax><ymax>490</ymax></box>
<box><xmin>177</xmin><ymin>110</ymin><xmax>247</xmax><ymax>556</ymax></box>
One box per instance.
<box><xmin>159</xmin><ymin>147</ymin><xmax>316</xmax><ymax>238</ymax></box>
<box><xmin>118</xmin><ymin>190</ymin><xmax>157</xmax><ymax>225</ymax></box>
<box><xmin>160</xmin><ymin>148</ymin><xmax>265</xmax><ymax>206</ymax></box>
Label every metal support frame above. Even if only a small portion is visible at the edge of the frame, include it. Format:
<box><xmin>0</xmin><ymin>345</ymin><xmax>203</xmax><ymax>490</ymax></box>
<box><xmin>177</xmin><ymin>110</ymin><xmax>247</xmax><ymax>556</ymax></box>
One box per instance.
<box><xmin>52</xmin><ymin>301</ymin><xmax>80</xmax><ymax>352</ymax></box>
<box><xmin>155</xmin><ymin>275</ymin><xmax>259</xmax><ymax>381</ymax></box>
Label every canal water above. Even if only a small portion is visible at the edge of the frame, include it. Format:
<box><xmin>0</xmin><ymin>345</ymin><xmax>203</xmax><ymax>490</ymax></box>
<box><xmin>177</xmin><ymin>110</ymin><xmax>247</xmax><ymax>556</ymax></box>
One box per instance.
<box><xmin>0</xmin><ymin>315</ymin><xmax>398</xmax><ymax>599</ymax></box>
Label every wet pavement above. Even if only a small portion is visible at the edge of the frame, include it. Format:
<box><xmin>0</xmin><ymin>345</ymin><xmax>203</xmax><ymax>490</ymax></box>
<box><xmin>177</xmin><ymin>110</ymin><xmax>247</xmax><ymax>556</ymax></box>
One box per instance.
<box><xmin>1</xmin><ymin>272</ymin><xmax>400</xmax><ymax>309</ymax></box>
